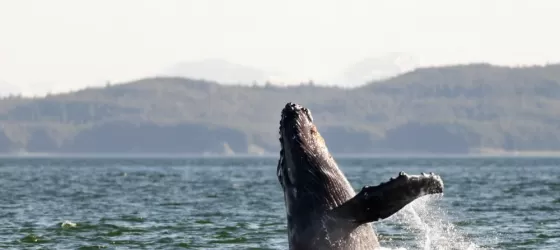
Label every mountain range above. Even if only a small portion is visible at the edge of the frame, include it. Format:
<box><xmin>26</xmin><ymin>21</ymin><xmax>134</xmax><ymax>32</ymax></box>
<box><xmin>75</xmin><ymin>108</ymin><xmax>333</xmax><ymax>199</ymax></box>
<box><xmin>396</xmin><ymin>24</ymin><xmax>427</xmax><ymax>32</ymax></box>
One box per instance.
<box><xmin>161</xmin><ymin>53</ymin><xmax>416</xmax><ymax>87</ymax></box>
<box><xmin>1</xmin><ymin>63</ymin><xmax>560</xmax><ymax>155</ymax></box>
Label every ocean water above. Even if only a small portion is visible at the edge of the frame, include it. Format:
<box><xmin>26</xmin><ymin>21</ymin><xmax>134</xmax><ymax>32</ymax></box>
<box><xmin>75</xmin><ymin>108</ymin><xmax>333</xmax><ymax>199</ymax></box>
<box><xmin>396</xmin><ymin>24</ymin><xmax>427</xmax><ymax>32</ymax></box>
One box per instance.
<box><xmin>0</xmin><ymin>156</ymin><xmax>558</xmax><ymax>249</ymax></box>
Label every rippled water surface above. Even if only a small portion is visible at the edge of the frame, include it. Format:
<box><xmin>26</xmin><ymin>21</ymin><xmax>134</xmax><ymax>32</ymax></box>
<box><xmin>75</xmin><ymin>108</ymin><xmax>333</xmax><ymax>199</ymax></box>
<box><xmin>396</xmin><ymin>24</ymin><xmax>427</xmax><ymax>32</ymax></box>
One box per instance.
<box><xmin>1</xmin><ymin>156</ymin><xmax>559</xmax><ymax>249</ymax></box>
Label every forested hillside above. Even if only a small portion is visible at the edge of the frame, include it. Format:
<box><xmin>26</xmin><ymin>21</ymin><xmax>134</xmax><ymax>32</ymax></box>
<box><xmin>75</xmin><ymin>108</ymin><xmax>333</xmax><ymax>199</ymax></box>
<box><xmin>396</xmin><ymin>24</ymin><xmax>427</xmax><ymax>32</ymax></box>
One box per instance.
<box><xmin>1</xmin><ymin>63</ymin><xmax>560</xmax><ymax>155</ymax></box>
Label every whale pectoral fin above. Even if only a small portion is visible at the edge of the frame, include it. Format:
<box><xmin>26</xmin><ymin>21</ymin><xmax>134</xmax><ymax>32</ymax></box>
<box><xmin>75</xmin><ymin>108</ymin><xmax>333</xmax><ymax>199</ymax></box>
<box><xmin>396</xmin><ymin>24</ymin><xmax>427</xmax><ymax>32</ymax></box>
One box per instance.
<box><xmin>330</xmin><ymin>172</ymin><xmax>444</xmax><ymax>225</ymax></box>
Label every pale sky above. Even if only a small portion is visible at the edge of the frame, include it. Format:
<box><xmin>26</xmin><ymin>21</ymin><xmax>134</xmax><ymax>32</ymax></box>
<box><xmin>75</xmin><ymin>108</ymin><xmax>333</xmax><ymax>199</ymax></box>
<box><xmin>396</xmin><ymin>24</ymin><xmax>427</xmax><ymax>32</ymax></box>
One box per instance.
<box><xmin>1</xmin><ymin>0</ymin><xmax>560</xmax><ymax>95</ymax></box>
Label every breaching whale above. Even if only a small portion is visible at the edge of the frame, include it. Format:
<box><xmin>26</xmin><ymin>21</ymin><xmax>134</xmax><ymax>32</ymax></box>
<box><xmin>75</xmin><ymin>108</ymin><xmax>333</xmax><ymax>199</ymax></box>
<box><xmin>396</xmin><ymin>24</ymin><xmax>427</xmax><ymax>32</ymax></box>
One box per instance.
<box><xmin>277</xmin><ymin>102</ymin><xmax>444</xmax><ymax>250</ymax></box>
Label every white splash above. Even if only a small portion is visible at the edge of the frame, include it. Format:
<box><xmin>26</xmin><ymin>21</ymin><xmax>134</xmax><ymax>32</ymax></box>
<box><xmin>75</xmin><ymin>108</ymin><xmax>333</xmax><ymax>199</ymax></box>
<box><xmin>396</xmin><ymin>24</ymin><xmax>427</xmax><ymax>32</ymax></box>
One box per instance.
<box><xmin>60</xmin><ymin>220</ymin><xmax>77</xmax><ymax>228</ymax></box>
<box><xmin>378</xmin><ymin>196</ymin><xmax>480</xmax><ymax>250</ymax></box>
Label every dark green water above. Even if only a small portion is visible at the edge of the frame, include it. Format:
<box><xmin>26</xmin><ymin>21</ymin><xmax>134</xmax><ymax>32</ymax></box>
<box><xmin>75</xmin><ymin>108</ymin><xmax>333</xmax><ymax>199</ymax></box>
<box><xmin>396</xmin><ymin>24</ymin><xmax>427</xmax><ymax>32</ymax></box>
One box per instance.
<box><xmin>1</xmin><ymin>156</ymin><xmax>559</xmax><ymax>249</ymax></box>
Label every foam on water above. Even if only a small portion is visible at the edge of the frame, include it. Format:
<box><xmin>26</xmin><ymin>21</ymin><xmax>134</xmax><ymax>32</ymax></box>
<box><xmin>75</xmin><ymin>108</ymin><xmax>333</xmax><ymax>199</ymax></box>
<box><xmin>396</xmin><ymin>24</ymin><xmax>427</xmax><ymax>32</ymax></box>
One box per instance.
<box><xmin>378</xmin><ymin>195</ymin><xmax>481</xmax><ymax>250</ymax></box>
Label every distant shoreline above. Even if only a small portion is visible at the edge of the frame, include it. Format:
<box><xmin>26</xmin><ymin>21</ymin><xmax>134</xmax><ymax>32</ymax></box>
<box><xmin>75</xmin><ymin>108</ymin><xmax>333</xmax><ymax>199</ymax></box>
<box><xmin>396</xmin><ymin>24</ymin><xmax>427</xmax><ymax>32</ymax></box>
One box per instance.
<box><xmin>2</xmin><ymin>151</ymin><xmax>560</xmax><ymax>159</ymax></box>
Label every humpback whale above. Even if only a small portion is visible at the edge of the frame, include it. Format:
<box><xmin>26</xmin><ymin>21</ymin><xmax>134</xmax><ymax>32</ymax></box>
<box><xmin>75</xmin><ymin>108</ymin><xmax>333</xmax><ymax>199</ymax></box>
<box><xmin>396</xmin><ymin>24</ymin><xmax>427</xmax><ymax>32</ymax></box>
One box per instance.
<box><xmin>277</xmin><ymin>102</ymin><xmax>444</xmax><ymax>250</ymax></box>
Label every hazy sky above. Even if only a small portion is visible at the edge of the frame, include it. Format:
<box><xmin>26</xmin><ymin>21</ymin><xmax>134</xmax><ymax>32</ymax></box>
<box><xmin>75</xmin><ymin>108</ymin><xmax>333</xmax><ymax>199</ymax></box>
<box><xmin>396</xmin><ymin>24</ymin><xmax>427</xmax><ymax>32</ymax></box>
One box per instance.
<box><xmin>1</xmin><ymin>0</ymin><xmax>560</xmax><ymax>95</ymax></box>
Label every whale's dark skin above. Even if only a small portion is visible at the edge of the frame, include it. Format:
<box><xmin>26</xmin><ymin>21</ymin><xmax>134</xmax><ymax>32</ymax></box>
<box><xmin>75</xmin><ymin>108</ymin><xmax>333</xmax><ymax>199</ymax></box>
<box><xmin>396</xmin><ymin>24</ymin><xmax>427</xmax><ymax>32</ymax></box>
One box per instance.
<box><xmin>277</xmin><ymin>102</ymin><xmax>444</xmax><ymax>250</ymax></box>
